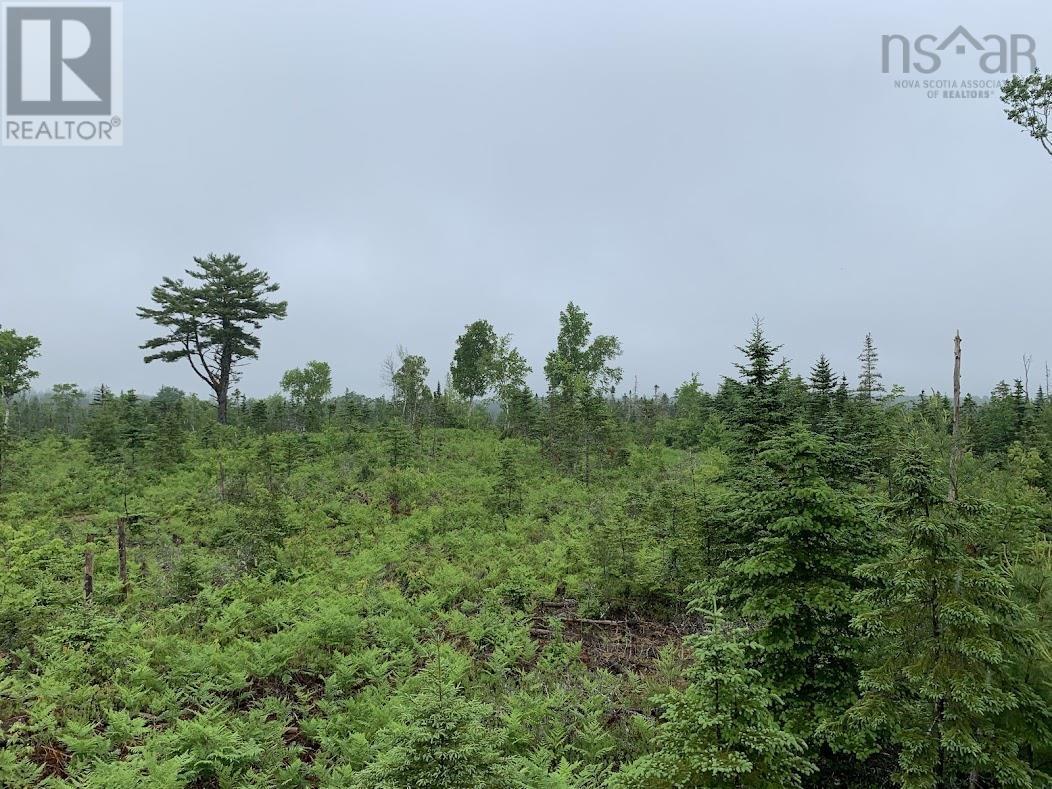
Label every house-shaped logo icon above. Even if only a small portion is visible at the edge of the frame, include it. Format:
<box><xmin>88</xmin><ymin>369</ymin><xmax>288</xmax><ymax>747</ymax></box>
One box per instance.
<box><xmin>937</xmin><ymin>26</ymin><xmax>985</xmax><ymax>55</ymax></box>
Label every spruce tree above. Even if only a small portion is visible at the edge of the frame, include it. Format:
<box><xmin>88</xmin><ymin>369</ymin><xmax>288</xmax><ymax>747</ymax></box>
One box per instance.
<box><xmin>382</xmin><ymin>420</ymin><xmax>414</xmax><ymax>468</ymax></box>
<box><xmin>507</xmin><ymin>386</ymin><xmax>538</xmax><ymax>439</ymax></box>
<box><xmin>808</xmin><ymin>354</ymin><xmax>837</xmax><ymax>432</ymax></box>
<box><xmin>119</xmin><ymin>390</ymin><xmax>149</xmax><ymax>454</ymax></box>
<box><xmin>487</xmin><ymin>442</ymin><xmax>524</xmax><ymax>519</ymax></box>
<box><xmin>717</xmin><ymin>424</ymin><xmax>869</xmax><ymax>735</ymax></box>
<box><xmin>610</xmin><ymin>608</ymin><xmax>814</xmax><ymax>788</ymax></box>
<box><xmin>353</xmin><ymin>682</ymin><xmax>508</xmax><ymax>789</ymax></box>
<box><xmin>977</xmin><ymin>381</ymin><xmax>1017</xmax><ymax>454</ymax></box>
<box><xmin>849</xmin><ymin>448</ymin><xmax>1050</xmax><ymax>788</ymax></box>
<box><xmin>730</xmin><ymin>318</ymin><xmax>788</xmax><ymax>449</ymax></box>
<box><xmin>248</xmin><ymin>399</ymin><xmax>269</xmax><ymax>433</ymax></box>
<box><xmin>1011</xmin><ymin>379</ymin><xmax>1031</xmax><ymax>444</ymax></box>
<box><xmin>149</xmin><ymin>387</ymin><xmax>187</xmax><ymax>467</ymax></box>
<box><xmin>86</xmin><ymin>386</ymin><xmax>123</xmax><ymax>464</ymax></box>
<box><xmin>857</xmin><ymin>333</ymin><xmax>884</xmax><ymax>401</ymax></box>
<box><xmin>809</xmin><ymin>354</ymin><xmax>836</xmax><ymax>396</ymax></box>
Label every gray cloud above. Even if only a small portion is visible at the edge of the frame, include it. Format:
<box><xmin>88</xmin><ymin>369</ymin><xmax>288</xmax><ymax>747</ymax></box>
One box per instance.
<box><xmin>2</xmin><ymin>0</ymin><xmax>1049</xmax><ymax>400</ymax></box>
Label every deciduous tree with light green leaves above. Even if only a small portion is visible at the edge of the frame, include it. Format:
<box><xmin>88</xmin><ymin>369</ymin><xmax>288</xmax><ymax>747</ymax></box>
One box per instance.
<box><xmin>49</xmin><ymin>383</ymin><xmax>84</xmax><ymax>436</ymax></box>
<box><xmin>450</xmin><ymin>320</ymin><xmax>499</xmax><ymax>405</ymax></box>
<box><xmin>544</xmin><ymin>302</ymin><xmax>622</xmax><ymax>401</ymax></box>
<box><xmin>490</xmin><ymin>335</ymin><xmax>531</xmax><ymax>431</ymax></box>
<box><xmin>280</xmin><ymin>360</ymin><xmax>332</xmax><ymax>431</ymax></box>
<box><xmin>0</xmin><ymin>326</ymin><xmax>41</xmax><ymax>432</ymax></box>
<box><xmin>450</xmin><ymin>319</ymin><xmax>532</xmax><ymax>429</ymax></box>
<box><xmin>0</xmin><ymin>327</ymin><xmax>41</xmax><ymax>491</ymax></box>
<box><xmin>1002</xmin><ymin>69</ymin><xmax>1052</xmax><ymax>157</ymax></box>
<box><xmin>544</xmin><ymin>303</ymin><xmax>621</xmax><ymax>474</ymax></box>
<box><xmin>385</xmin><ymin>347</ymin><xmax>430</xmax><ymax>427</ymax></box>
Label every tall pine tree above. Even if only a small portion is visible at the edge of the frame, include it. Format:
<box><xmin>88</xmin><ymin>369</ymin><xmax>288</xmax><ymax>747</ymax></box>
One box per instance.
<box><xmin>138</xmin><ymin>254</ymin><xmax>287</xmax><ymax>424</ymax></box>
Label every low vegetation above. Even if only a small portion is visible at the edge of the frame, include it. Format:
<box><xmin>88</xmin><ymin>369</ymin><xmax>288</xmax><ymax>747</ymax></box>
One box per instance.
<box><xmin>0</xmin><ymin>287</ymin><xmax>1049</xmax><ymax>787</ymax></box>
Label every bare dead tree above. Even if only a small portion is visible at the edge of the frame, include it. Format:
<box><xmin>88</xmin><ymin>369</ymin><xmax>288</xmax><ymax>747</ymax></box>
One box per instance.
<box><xmin>382</xmin><ymin>352</ymin><xmax>398</xmax><ymax>402</ymax></box>
<box><xmin>949</xmin><ymin>332</ymin><xmax>962</xmax><ymax>502</ymax></box>
<box><xmin>117</xmin><ymin>517</ymin><xmax>130</xmax><ymax>600</ymax></box>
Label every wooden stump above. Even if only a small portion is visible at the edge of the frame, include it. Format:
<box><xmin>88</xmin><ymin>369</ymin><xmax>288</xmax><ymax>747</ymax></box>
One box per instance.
<box><xmin>83</xmin><ymin>538</ymin><xmax>95</xmax><ymax>602</ymax></box>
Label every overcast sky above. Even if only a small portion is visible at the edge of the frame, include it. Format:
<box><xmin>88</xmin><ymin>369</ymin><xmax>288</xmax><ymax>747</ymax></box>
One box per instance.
<box><xmin>2</xmin><ymin>0</ymin><xmax>1049</xmax><ymax>400</ymax></box>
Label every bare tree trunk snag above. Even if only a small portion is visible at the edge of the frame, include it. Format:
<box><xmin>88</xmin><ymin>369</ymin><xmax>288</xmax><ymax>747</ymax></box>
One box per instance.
<box><xmin>83</xmin><ymin>538</ymin><xmax>95</xmax><ymax>603</ymax></box>
<box><xmin>949</xmin><ymin>331</ymin><xmax>962</xmax><ymax>503</ymax></box>
<box><xmin>117</xmin><ymin>516</ymin><xmax>130</xmax><ymax>600</ymax></box>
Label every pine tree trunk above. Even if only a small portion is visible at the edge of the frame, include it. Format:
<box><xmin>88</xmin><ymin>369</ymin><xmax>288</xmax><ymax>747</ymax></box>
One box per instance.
<box><xmin>217</xmin><ymin>387</ymin><xmax>229</xmax><ymax>424</ymax></box>
<box><xmin>216</xmin><ymin>337</ymin><xmax>233</xmax><ymax>425</ymax></box>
